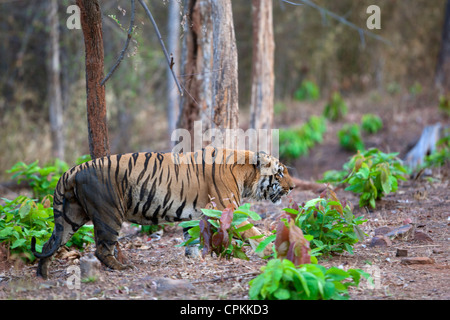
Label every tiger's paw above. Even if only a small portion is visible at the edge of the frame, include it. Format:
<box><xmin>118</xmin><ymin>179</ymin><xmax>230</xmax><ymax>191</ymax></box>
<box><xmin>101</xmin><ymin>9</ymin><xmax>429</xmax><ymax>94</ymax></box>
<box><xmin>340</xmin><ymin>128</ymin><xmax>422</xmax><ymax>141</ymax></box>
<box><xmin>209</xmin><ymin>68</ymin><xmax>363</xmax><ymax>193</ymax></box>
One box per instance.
<box><xmin>249</xmin><ymin>238</ymin><xmax>273</xmax><ymax>259</ymax></box>
<box><xmin>184</xmin><ymin>245</ymin><xmax>201</xmax><ymax>259</ymax></box>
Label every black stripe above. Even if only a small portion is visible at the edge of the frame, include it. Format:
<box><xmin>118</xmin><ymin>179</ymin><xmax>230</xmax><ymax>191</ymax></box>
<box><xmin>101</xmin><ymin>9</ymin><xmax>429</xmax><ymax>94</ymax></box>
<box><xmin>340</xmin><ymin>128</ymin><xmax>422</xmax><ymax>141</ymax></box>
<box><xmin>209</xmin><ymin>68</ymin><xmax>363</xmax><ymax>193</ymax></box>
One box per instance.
<box><xmin>211</xmin><ymin>161</ymin><xmax>225</xmax><ymax>208</ymax></box>
<box><xmin>175</xmin><ymin>199</ymin><xmax>187</xmax><ymax>220</ymax></box>
<box><xmin>132</xmin><ymin>152</ymin><xmax>139</xmax><ymax>165</ymax></box>
<box><xmin>142</xmin><ymin>180</ymin><xmax>157</xmax><ymax>217</ymax></box>
<box><xmin>163</xmin><ymin>179</ymin><xmax>172</xmax><ymax>208</ymax></box>
<box><xmin>139</xmin><ymin>174</ymin><xmax>151</xmax><ymax>201</ymax></box>
<box><xmin>193</xmin><ymin>194</ymin><xmax>198</xmax><ymax>209</ymax></box>
<box><xmin>136</xmin><ymin>152</ymin><xmax>152</xmax><ymax>184</ymax></box>
<box><xmin>115</xmin><ymin>154</ymin><xmax>122</xmax><ymax>185</ymax></box>
<box><xmin>151</xmin><ymin>205</ymin><xmax>161</xmax><ymax>224</ymax></box>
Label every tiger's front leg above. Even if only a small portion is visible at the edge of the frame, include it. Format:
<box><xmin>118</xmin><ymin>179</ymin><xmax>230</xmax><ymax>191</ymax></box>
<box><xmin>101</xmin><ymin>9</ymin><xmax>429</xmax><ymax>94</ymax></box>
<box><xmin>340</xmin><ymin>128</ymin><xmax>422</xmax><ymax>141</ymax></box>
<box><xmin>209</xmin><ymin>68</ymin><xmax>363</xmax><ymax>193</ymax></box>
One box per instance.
<box><xmin>236</xmin><ymin>221</ymin><xmax>273</xmax><ymax>258</ymax></box>
<box><xmin>183</xmin><ymin>227</ymin><xmax>201</xmax><ymax>258</ymax></box>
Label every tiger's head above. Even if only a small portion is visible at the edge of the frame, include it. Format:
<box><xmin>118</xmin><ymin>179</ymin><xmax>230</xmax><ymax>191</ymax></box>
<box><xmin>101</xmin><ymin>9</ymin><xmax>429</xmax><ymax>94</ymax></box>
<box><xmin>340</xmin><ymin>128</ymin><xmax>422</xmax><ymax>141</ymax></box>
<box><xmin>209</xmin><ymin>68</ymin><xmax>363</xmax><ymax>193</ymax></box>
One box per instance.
<box><xmin>249</xmin><ymin>152</ymin><xmax>295</xmax><ymax>204</ymax></box>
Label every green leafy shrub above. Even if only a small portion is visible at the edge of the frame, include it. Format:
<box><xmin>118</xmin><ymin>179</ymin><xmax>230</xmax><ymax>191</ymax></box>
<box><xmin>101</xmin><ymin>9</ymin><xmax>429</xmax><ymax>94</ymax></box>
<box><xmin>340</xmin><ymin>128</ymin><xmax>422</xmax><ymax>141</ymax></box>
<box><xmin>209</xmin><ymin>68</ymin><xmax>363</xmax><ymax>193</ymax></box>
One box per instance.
<box><xmin>1</xmin><ymin>156</ymin><xmax>94</xmax><ymax>262</ymax></box>
<box><xmin>249</xmin><ymin>259</ymin><xmax>371</xmax><ymax>300</ymax></box>
<box><xmin>316</xmin><ymin>169</ymin><xmax>348</xmax><ymax>185</ymax></box>
<box><xmin>439</xmin><ymin>95</ymin><xmax>450</xmax><ymax>116</ymax></box>
<box><xmin>323</xmin><ymin>92</ymin><xmax>348</xmax><ymax>121</ymax></box>
<box><xmin>179</xmin><ymin>203</ymin><xmax>262</xmax><ymax>260</ymax></box>
<box><xmin>423</xmin><ymin>129</ymin><xmax>450</xmax><ymax>168</ymax></box>
<box><xmin>287</xmin><ymin>189</ymin><xmax>366</xmax><ymax>256</ymax></box>
<box><xmin>0</xmin><ymin>196</ymin><xmax>94</xmax><ymax>262</ymax></box>
<box><xmin>338</xmin><ymin>124</ymin><xmax>365</xmax><ymax>152</ymax></box>
<box><xmin>7</xmin><ymin>155</ymin><xmax>91</xmax><ymax>201</ymax></box>
<box><xmin>342</xmin><ymin>149</ymin><xmax>407</xmax><ymax>208</ymax></box>
<box><xmin>7</xmin><ymin>160</ymin><xmax>69</xmax><ymax>201</ymax></box>
<box><xmin>361</xmin><ymin>114</ymin><xmax>383</xmax><ymax>134</ymax></box>
<box><xmin>279</xmin><ymin>116</ymin><xmax>327</xmax><ymax>159</ymax></box>
<box><xmin>409</xmin><ymin>82</ymin><xmax>422</xmax><ymax>97</ymax></box>
<box><xmin>294</xmin><ymin>80</ymin><xmax>320</xmax><ymax>101</ymax></box>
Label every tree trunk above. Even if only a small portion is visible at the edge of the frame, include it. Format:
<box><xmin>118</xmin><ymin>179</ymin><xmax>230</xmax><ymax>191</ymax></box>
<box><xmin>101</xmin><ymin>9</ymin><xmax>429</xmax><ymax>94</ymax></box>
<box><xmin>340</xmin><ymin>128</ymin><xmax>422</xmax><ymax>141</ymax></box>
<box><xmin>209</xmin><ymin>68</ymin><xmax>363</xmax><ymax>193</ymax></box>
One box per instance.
<box><xmin>77</xmin><ymin>0</ymin><xmax>110</xmax><ymax>159</ymax></box>
<box><xmin>435</xmin><ymin>0</ymin><xmax>450</xmax><ymax>94</ymax></box>
<box><xmin>167</xmin><ymin>0</ymin><xmax>181</xmax><ymax>145</ymax></box>
<box><xmin>211</xmin><ymin>0</ymin><xmax>239</xmax><ymax>130</ymax></box>
<box><xmin>47</xmin><ymin>0</ymin><xmax>65</xmax><ymax>161</ymax></box>
<box><xmin>179</xmin><ymin>0</ymin><xmax>238</xmax><ymax>141</ymax></box>
<box><xmin>250</xmin><ymin>0</ymin><xmax>275</xmax><ymax>150</ymax></box>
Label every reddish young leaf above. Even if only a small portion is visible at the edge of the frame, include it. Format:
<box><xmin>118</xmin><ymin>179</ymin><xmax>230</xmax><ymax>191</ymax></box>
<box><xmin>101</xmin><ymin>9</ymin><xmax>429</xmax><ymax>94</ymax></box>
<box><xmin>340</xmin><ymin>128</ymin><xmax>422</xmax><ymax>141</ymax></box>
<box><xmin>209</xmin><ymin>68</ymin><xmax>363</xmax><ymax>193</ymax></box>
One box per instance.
<box><xmin>220</xmin><ymin>205</ymin><xmax>234</xmax><ymax>231</ymax></box>
<box><xmin>199</xmin><ymin>217</ymin><xmax>212</xmax><ymax>258</ymax></box>
<box><xmin>274</xmin><ymin>215</ymin><xmax>291</xmax><ymax>259</ymax></box>
<box><xmin>287</xmin><ymin>220</ymin><xmax>311</xmax><ymax>265</ymax></box>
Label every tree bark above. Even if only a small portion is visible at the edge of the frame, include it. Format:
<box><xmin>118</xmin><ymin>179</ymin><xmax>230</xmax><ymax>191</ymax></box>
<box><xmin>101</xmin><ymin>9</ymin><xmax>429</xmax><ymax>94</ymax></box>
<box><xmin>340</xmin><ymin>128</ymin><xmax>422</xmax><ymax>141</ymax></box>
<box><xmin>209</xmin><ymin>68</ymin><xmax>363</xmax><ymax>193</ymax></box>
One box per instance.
<box><xmin>179</xmin><ymin>0</ymin><xmax>238</xmax><ymax>140</ymax></box>
<box><xmin>250</xmin><ymin>0</ymin><xmax>275</xmax><ymax>148</ymax></box>
<box><xmin>47</xmin><ymin>0</ymin><xmax>65</xmax><ymax>161</ymax></box>
<box><xmin>211</xmin><ymin>0</ymin><xmax>239</xmax><ymax>131</ymax></box>
<box><xmin>167</xmin><ymin>0</ymin><xmax>181</xmax><ymax>145</ymax></box>
<box><xmin>435</xmin><ymin>0</ymin><xmax>450</xmax><ymax>94</ymax></box>
<box><xmin>77</xmin><ymin>0</ymin><xmax>110</xmax><ymax>159</ymax></box>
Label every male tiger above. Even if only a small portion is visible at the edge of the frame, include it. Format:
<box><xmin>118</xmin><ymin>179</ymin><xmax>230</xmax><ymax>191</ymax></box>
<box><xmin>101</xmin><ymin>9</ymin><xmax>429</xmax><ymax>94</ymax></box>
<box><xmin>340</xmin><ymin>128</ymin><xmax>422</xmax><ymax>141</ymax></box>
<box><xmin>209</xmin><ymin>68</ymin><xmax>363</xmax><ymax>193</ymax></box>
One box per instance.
<box><xmin>32</xmin><ymin>147</ymin><xmax>295</xmax><ymax>278</ymax></box>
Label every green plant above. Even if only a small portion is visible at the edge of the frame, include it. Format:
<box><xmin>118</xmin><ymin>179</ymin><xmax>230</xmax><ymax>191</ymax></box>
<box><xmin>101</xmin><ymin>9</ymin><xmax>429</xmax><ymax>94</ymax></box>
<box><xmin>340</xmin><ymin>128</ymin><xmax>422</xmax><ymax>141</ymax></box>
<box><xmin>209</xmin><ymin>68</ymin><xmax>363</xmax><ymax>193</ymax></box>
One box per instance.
<box><xmin>7</xmin><ymin>155</ymin><xmax>91</xmax><ymax>201</ymax></box>
<box><xmin>316</xmin><ymin>169</ymin><xmax>348</xmax><ymax>185</ymax></box>
<box><xmin>386</xmin><ymin>81</ymin><xmax>401</xmax><ymax>96</ymax></box>
<box><xmin>338</xmin><ymin>124</ymin><xmax>365</xmax><ymax>152</ymax></box>
<box><xmin>7</xmin><ymin>159</ymin><xmax>69</xmax><ymax>201</ymax></box>
<box><xmin>439</xmin><ymin>95</ymin><xmax>450</xmax><ymax>116</ymax></box>
<box><xmin>279</xmin><ymin>116</ymin><xmax>327</xmax><ymax>159</ymax></box>
<box><xmin>0</xmin><ymin>196</ymin><xmax>94</xmax><ymax>262</ymax></box>
<box><xmin>423</xmin><ymin>130</ymin><xmax>450</xmax><ymax>168</ymax></box>
<box><xmin>288</xmin><ymin>189</ymin><xmax>366</xmax><ymax>256</ymax></box>
<box><xmin>342</xmin><ymin>149</ymin><xmax>408</xmax><ymax>208</ymax></box>
<box><xmin>409</xmin><ymin>82</ymin><xmax>422</xmax><ymax>97</ymax></box>
<box><xmin>1</xmin><ymin>156</ymin><xmax>94</xmax><ymax>262</ymax></box>
<box><xmin>361</xmin><ymin>114</ymin><xmax>383</xmax><ymax>134</ymax></box>
<box><xmin>323</xmin><ymin>92</ymin><xmax>348</xmax><ymax>121</ymax></box>
<box><xmin>249</xmin><ymin>259</ymin><xmax>371</xmax><ymax>300</ymax></box>
<box><xmin>294</xmin><ymin>80</ymin><xmax>320</xmax><ymax>101</ymax></box>
<box><xmin>179</xmin><ymin>203</ymin><xmax>262</xmax><ymax>260</ymax></box>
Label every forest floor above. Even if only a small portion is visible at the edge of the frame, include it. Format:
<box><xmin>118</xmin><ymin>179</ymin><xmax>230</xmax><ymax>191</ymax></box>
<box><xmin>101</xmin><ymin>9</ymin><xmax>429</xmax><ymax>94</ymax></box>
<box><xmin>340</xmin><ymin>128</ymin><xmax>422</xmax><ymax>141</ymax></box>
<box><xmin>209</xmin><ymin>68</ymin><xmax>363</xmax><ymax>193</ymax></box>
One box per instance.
<box><xmin>0</xmin><ymin>93</ymin><xmax>449</xmax><ymax>300</ymax></box>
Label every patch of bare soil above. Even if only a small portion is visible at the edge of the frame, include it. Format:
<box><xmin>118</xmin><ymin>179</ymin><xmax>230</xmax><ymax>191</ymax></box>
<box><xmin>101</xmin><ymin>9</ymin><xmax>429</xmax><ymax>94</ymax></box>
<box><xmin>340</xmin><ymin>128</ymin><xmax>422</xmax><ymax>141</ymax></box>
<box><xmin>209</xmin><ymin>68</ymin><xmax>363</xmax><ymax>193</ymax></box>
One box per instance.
<box><xmin>0</xmin><ymin>94</ymin><xmax>449</xmax><ymax>301</ymax></box>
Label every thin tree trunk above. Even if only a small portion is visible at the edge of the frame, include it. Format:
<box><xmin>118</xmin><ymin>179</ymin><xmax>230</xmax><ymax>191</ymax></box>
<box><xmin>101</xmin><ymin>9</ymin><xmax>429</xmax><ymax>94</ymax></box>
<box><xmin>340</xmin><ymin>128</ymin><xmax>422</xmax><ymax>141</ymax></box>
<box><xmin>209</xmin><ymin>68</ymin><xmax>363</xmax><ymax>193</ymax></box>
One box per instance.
<box><xmin>250</xmin><ymin>0</ymin><xmax>274</xmax><ymax>148</ymax></box>
<box><xmin>436</xmin><ymin>0</ymin><xmax>450</xmax><ymax>94</ymax></box>
<box><xmin>77</xmin><ymin>0</ymin><xmax>110</xmax><ymax>159</ymax></box>
<box><xmin>47</xmin><ymin>0</ymin><xmax>65</xmax><ymax>161</ymax></box>
<box><xmin>179</xmin><ymin>0</ymin><xmax>238</xmax><ymax>140</ymax></box>
<box><xmin>167</xmin><ymin>0</ymin><xmax>181</xmax><ymax>145</ymax></box>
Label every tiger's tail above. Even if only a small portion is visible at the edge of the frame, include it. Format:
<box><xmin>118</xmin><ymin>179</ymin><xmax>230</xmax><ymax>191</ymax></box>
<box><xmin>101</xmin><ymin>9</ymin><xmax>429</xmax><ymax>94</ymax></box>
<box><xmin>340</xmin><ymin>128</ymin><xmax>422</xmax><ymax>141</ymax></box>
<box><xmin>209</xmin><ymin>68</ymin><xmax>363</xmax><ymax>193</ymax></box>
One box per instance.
<box><xmin>31</xmin><ymin>177</ymin><xmax>66</xmax><ymax>259</ymax></box>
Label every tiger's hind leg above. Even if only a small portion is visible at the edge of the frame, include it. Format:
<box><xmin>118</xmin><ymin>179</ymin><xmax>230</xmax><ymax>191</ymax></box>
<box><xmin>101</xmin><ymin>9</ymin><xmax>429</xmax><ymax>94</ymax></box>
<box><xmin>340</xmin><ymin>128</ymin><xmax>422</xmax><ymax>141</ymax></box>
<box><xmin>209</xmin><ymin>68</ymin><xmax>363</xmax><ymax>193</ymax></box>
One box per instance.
<box><xmin>93</xmin><ymin>221</ymin><xmax>131</xmax><ymax>270</ymax></box>
<box><xmin>37</xmin><ymin>197</ymin><xmax>90</xmax><ymax>279</ymax></box>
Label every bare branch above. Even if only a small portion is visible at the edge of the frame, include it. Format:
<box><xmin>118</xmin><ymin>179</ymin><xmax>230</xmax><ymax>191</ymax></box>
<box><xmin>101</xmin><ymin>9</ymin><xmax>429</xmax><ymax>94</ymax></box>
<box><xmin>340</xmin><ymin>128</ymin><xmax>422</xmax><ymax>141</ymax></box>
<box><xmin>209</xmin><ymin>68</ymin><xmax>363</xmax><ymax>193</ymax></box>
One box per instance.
<box><xmin>282</xmin><ymin>0</ymin><xmax>391</xmax><ymax>46</ymax></box>
<box><xmin>100</xmin><ymin>0</ymin><xmax>135</xmax><ymax>86</ymax></box>
<box><xmin>138</xmin><ymin>0</ymin><xmax>183</xmax><ymax>96</ymax></box>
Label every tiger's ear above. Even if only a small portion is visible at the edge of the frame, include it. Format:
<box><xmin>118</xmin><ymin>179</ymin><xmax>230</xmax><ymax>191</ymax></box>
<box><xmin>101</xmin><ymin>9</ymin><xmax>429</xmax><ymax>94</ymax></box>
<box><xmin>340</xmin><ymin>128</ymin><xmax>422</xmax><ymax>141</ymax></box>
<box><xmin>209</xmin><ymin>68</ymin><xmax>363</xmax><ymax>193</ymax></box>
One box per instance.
<box><xmin>254</xmin><ymin>151</ymin><xmax>276</xmax><ymax>175</ymax></box>
<box><xmin>253</xmin><ymin>151</ymin><xmax>267</xmax><ymax>168</ymax></box>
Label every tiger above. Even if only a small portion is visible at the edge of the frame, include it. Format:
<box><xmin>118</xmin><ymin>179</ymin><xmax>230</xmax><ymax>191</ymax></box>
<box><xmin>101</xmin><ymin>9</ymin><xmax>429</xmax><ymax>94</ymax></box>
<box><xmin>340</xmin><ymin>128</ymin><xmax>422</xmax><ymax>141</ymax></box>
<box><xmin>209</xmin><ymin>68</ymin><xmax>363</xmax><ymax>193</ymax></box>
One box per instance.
<box><xmin>31</xmin><ymin>147</ymin><xmax>295</xmax><ymax>279</ymax></box>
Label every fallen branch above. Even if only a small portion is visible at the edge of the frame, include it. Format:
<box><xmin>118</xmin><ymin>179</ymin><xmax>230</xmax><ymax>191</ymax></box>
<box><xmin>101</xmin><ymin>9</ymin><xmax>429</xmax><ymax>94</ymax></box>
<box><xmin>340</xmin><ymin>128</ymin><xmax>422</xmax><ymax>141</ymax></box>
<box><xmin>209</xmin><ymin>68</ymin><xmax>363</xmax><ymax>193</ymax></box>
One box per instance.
<box><xmin>138</xmin><ymin>0</ymin><xmax>183</xmax><ymax>96</ymax></box>
<box><xmin>403</xmin><ymin>123</ymin><xmax>443</xmax><ymax>170</ymax></box>
<box><xmin>100</xmin><ymin>0</ymin><xmax>136</xmax><ymax>86</ymax></box>
<box><xmin>191</xmin><ymin>272</ymin><xmax>260</xmax><ymax>284</ymax></box>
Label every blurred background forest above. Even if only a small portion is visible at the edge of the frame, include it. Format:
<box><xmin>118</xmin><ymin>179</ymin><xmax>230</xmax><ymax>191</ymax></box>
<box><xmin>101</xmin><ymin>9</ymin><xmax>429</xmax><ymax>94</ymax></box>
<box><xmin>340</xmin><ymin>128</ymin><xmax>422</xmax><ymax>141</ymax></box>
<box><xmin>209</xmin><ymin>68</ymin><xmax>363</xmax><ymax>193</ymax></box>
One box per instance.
<box><xmin>0</xmin><ymin>0</ymin><xmax>448</xmax><ymax>181</ymax></box>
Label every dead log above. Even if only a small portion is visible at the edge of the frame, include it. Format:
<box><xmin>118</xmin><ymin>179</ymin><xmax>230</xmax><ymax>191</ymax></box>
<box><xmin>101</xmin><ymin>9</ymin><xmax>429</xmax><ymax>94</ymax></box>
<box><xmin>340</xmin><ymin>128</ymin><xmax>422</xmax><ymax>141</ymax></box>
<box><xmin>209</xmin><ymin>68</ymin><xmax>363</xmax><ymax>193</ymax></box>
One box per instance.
<box><xmin>403</xmin><ymin>123</ymin><xmax>443</xmax><ymax>170</ymax></box>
